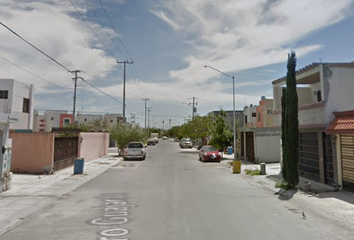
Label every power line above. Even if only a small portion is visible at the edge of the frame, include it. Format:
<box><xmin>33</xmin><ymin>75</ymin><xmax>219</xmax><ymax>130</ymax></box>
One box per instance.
<box><xmin>127</xmin><ymin>65</ymin><xmax>148</xmax><ymax>98</ymax></box>
<box><xmin>98</xmin><ymin>0</ymin><xmax>133</xmax><ymax>61</ymax></box>
<box><xmin>67</xmin><ymin>0</ymin><xmax>117</xmax><ymax>59</ymax></box>
<box><xmin>80</xmin><ymin>78</ymin><xmax>133</xmax><ymax>114</ymax></box>
<box><xmin>0</xmin><ymin>21</ymin><xmax>71</xmax><ymax>72</ymax></box>
<box><xmin>84</xmin><ymin>0</ymin><xmax>126</xmax><ymax>60</ymax></box>
<box><xmin>0</xmin><ymin>54</ymin><xmax>72</xmax><ymax>93</ymax></box>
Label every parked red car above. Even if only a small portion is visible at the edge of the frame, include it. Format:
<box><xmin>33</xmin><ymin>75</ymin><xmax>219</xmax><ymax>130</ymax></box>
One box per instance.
<box><xmin>198</xmin><ymin>145</ymin><xmax>221</xmax><ymax>162</ymax></box>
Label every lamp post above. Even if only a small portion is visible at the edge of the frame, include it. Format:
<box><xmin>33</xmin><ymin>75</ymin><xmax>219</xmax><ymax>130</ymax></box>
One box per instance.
<box><xmin>203</xmin><ymin>65</ymin><xmax>240</xmax><ymax>173</ymax></box>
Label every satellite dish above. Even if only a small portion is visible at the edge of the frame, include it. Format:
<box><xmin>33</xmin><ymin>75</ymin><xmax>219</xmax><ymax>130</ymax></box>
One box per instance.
<box><xmin>261</xmin><ymin>96</ymin><xmax>266</xmax><ymax>100</ymax></box>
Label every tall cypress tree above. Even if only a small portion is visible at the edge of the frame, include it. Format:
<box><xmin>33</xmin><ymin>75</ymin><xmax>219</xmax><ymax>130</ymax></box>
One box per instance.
<box><xmin>283</xmin><ymin>52</ymin><xmax>299</xmax><ymax>188</ymax></box>
<box><xmin>281</xmin><ymin>87</ymin><xmax>287</xmax><ymax>180</ymax></box>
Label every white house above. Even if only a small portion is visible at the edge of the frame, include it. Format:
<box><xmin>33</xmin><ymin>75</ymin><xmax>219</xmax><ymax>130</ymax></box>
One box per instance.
<box><xmin>77</xmin><ymin>113</ymin><xmax>104</xmax><ymax>126</ymax></box>
<box><xmin>104</xmin><ymin>113</ymin><xmax>124</xmax><ymax>129</ymax></box>
<box><xmin>272</xmin><ymin>61</ymin><xmax>354</xmax><ymax>189</ymax></box>
<box><xmin>243</xmin><ymin>105</ymin><xmax>257</xmax><ymax>128</ymax></box>
<box><xmin>33</xmin><ymin>110</ymin><xmax>73</xmax><ymax>132</ymax></box>
<box><xmin>0</xmin><ymin>79</ymin><xmax>34</xmax><ymax>130</ymax></box>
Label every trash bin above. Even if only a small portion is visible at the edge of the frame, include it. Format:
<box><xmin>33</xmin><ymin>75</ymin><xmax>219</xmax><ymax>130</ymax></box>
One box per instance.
<box><xmin>232</xmin><ymin>160</ymin><xmax>241</xmax><ymax>174</ymax></box>
<box><xmin>227</xmin><ymin>146</ymin><xmax>233</xmax><ymax>155</ymax></box>
<box><xmin>74</xmin><ymin>158</ymin><xmax>84</xmax><ymax>174</ymax></box>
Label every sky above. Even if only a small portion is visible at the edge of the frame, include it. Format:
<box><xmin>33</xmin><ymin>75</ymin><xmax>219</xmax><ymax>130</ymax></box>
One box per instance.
<box><xmin>1</xmin><ymin>0</ymin><xmax>354</xmax><ymax>128</ymax></box>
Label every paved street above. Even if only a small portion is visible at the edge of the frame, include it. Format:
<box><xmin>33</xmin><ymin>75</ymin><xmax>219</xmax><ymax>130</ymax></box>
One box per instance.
<box><xmin>1</xmin><ymin>139</ymin><xmax>353</xmax><ymax>240</ymax></box>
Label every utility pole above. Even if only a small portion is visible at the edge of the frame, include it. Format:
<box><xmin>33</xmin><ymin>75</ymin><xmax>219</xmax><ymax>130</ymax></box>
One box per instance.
<box><xmin>148</xmin><ymin>107</ymin><xmax>152</xmax><ymax>137</ymax></box>
<box><xmin>71</xmin><ymin>70</ymin><xmax>82</xmax><ymax>122</ymax></box>
<box><xmin>188</xmin><ymin>97</ymin><xmax>198</xmax><ymax>119</ymax></box>
<box><xmin>117</xmin><ymin>60</ymin><xmax>133</xmax><ymax>122</ymax></box>
<box><xmin>142</xmin><ymin>98</ymin><xmax>150</xmax><ymax>130</ymax></box>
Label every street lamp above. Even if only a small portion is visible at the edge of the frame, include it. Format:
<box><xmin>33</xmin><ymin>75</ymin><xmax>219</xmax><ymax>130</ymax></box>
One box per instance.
<box><xmin>203</xmin><ymin>65</ymin><xmax>240</xmax><ymax>172</ymax></box>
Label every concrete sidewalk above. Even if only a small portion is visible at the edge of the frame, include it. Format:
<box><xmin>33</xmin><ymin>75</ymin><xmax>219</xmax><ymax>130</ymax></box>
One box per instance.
<box><xmin>0</xmin><ymin>155</ymin><xmax>121</xmax><ymax>236</ymax></box>
<box><xmin>221</xmin><ymin>154</ymin><xmax>354</xmax><ymax>232</ymax></box>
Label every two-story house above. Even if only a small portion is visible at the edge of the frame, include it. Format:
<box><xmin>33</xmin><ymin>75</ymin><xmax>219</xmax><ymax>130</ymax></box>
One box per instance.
<box><xmin>272</xmin><ymin>61</ymin><xmax>354</xmax><ymax>189</ymax></box>
<box><xmin>0</xmin><ymin>79</ymin><xmax>34</xmax><ymax>130</ymax></box>
<box><xmin>33</xmin><ymin>110</ymin><xmax>73</xmax><ymax>132</ymax></box>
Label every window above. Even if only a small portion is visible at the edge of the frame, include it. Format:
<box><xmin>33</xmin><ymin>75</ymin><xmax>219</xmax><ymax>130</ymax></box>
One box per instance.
<box><xmin>84</xmin><ymin>118</ymin><xmax>87</xmax><ymax>122</ymax></box>
<box><xmin>0</xmin><ymin>90</ymin><xmax>8</xmax><ymax>99</ymax></box>
<box><xmin>258</xmin><ymin>113</ymin><xmax>261</xmax><ymax>121</ymax></box>
<box><xmin>110</xmin><ymin>119</ymin><xmax>113</xmax><ymax>123</ymax></box>
<box><xmin>51</xmin><ymin>117</ymin><xmax>54</xmax><ymax>121</ymax></box>
<box><xmin>245</xmin><ymin>116</ymin><xmax>248</xmax><ymax>123</ymax></box>
<box><xmin>267</xmin><ymin>109</ymin><xmax>272</xmax><ymax>114</ymax></box>
<box><xmin>252</xmin><ymin>112</ymin><xmax>256</xmax><ymax>117</ymax></box>
<box><xmin>317</xmin><ymin>90</ymin><xmax>322</xmax><ymax>102</ymax></box>
<box><xmin>23</xmin><ymin>98</ymin><xmax>30</xmax><ymax>113</ymax></box>
<box><xmin>63</xmin><ymin>118</ymin><xmax>71</xmax><ymax>126</ymax></box>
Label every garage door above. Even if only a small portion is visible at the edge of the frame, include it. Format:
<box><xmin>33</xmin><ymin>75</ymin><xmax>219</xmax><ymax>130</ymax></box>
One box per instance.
<box><xmin>341</xmin><ymin>135</ymin><xmax>354</xmax><ymax>191</ymax></box>
<box><xmin>323</xmin><ymin>133</ymin><xmax>334</xmax><ymax>185</ymax></box>
<box><xmin>298</xmin><ymin>132</ymin><xmax>320</xmax><ymax>182</ymax></box>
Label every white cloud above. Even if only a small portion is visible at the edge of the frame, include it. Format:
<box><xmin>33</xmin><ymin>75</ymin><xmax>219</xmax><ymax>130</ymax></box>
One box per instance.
<box><xmin>0</xmin><ymin>0</ymin><xmax>117</xmax><ymax>93</ymax></box>
<box><xmin>148</xmin><ymin>0</ymin><xmax>354</xmax><ymax>111</ymax></box>
<box><xmin>1</xmin><ymin>0</ymin><xmax>353</xmax><ymax>119</ymax></box>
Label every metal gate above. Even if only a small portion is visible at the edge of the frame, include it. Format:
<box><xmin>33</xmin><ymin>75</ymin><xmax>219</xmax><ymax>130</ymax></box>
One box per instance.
<box><xmin>298</xmin><ymin>132</ymin><xmax>320</xmax><ymax>181</ymax></box>
<box><xmin>246</xmin><ymin>132</ymin><xmax>255</xmax><ymax>162</ymax></box>
<box><xmin>323</xmin><ymin>133</ymin><xmax>334</xmax><ymax>185</ymax></box>
<box><xmin>53</xmin><ymin>136</ymin><xmax>78</xmax><ymax>171</ymax></box>
<box><xmin>341</xmin><ymin>135</ymin><xmax>354</xmax><ymax>191</ymax></box>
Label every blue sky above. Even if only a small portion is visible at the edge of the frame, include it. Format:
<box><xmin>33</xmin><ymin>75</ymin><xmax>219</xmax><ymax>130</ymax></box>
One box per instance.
<box><xmin>1</xmin><ymin>0</ymin><xmax>354</xmax><ymax>128</ymax></box>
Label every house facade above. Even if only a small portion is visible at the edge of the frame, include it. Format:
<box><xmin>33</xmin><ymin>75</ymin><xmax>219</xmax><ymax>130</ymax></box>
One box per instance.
<box><xmin>0</xmin><ymin>79</ymin><xmax>34</xmax><ymax>130</ymax></box>
<box><xmin>33</xmin><ymin>110</ymin><xmax>73</xmax><ymax>132</ymax></box>
<box><xmin>239</xmin><ymin>99</ymin><xmax>280</xmax><ymax>163</ymax></box>
<box><xmin>243</xmin><ymin>105</ymin><xmax>257</xmax><ymax>128</ymax></box>
<box><xmin>104</xmin><ymin>113</ymin><xmax>124</xmax><ymax>129</ymax></box>
<box><xmin>272</xmin><ymin>61</ymin><xmax>354</xmax><ymax>189</ymax></box>
<box><xmin>256</xmin><ymin>97</ymin><xmax>274</xmax><ymax>128</ymax></box>
<box><xmin>326</xmin><ymin>110</ymin><xmax>354</xmax><ymax>191</ymax></box>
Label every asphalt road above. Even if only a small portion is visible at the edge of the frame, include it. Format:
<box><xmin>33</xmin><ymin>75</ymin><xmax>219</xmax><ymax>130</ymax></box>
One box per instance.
<box><xmin>2</xmin><ymin>139</ymin><xmax>353</xmax><ymax>240</ymax></box>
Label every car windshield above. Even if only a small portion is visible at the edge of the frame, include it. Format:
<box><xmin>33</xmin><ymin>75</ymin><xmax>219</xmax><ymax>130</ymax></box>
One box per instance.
<box><xmin>181</xmin><ymin>138</ymin><xmax>191</xmax><ymax>142</ymax></box>
<box><xmin>203</xmin><ymin>147</ymin><xmax>217</xmax><ymax>152</ymax></box>
<box><xmin>127</xmin><ymin>143</ymin><xmax>143</xmax><ymax>148</ymax></box>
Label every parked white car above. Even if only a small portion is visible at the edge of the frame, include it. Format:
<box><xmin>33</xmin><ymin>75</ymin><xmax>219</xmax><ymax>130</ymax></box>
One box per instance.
<box><xmin>123</xmin><ymin>142</ymin><xmax>146</xmax><ymax>160</ymax></box>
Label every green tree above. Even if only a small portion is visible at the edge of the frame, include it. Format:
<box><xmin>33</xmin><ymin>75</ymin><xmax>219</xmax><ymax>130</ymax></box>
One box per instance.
<box><xmin>110</xmin><ymin>123</ymin><xmax>147</xmax><ymax>155</ymax></box>
<box><xmin>282</xmin><ymin>52</ymin><xmax>299</xmax><ymax>188</ymax></box>
<box><xmin>190</xmin><ymin>115</ymin><xmax>213</xmax><ymax>146</ymax></box>
<box><xmin>209</xmin><ymin>110</ymin><xmax>233</xmax><ymax>152</ymax></box>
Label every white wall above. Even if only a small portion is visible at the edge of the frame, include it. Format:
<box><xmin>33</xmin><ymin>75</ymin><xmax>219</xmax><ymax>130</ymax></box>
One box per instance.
<box><xmin>297</xmin><ymin>88</ymin><xmax>312</xmax><ymax>106</ymax></box>
<box><xmin>244</xmin><ymin>105</ymin><xmax>257</xmax><ymax>127</ymax></box>
<box><xmin>77</xmin><ymin>114</ymin><xmax>104</xmax><ymax>125</ymax></box>
<box><xmin>325</xmin><ymin>66</ymin><xmax>354</xmax><ymax>124</ymax></box>
<box><xmin>0</xmin><ymin>79</ymin><xmax>14</xmax><ymax>113</ymax></box>
<box><xmin>0</xmin><ymin>79</ymin><xmax>34</xmax><ymax>129</ymax></box>
<box><xmin>44</xmin><ymin>110</ymin><xmax>67</xmax><ymax>132</ymax></box>
<box><xmin>310</xmin><ymin>82</ymin><xmax>322</xmax><ymax>103</ymax></box>
<box><xmin>254</xmin><ymin>129</ymin><xmax>281</xmax><ymax>163</ymax></box>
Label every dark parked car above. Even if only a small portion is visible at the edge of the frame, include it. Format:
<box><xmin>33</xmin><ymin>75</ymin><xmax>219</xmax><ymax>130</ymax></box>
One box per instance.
<box><xmin>123</xmin><ymin>142</ymin><xmax>146</xmax><ymax>160</ymax></box>
<box><xmin>198</xmin><ymin>145</ymin><xmax>221</xmax><ymax>162</ymax></box>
